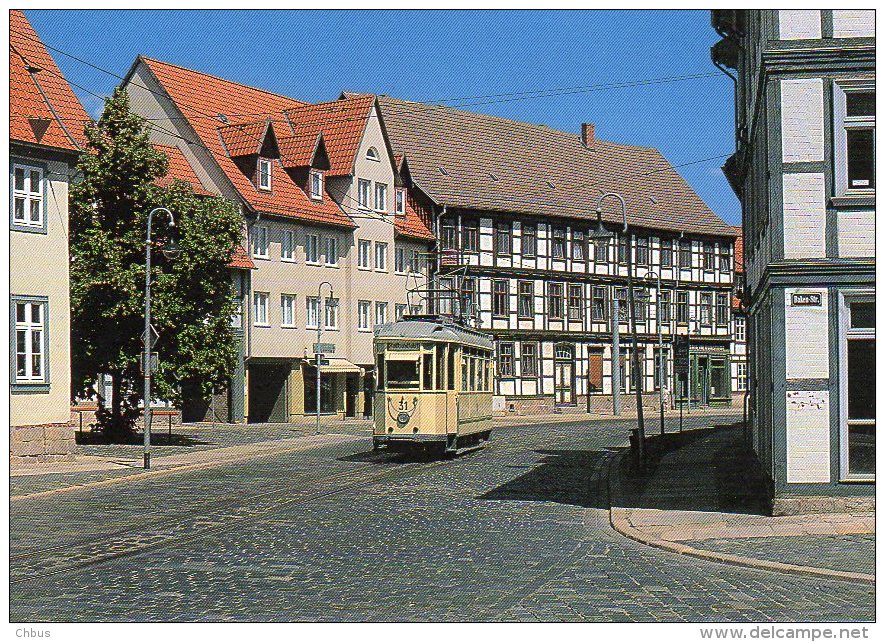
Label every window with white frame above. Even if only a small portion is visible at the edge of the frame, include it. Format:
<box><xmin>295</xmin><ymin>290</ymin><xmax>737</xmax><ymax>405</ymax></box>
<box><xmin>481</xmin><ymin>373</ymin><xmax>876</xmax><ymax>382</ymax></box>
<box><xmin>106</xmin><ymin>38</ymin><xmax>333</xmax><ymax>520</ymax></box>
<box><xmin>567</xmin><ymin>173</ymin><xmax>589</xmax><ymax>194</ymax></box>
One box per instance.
<box><xmin>395</xmin><ymin>188</ymin><xmax>406</xmax><ymax>215</ymax></box>
<box><xmin>410</xmin><ymin>304</ymin><xmax>422</xmax><ymax>315</ymax></box>
<box><xmin>357</xmin><ymin>179</ymin><xmax>371</xmax><ymax>209</ymax></box>
<box><xmin>253</xmin><ymin>292</ymin><xmax>269</xmax><ymax>326</ymax></box>
<box><xmin>325</xmin><ymin>237</ymin><xmax>338</xmax><ymax>266</ymax></box>
<box><xmin>281</xmin><ymin>294</ymin><xmax>296</xmax><ymax>327</ymax></box>
<box><xmin>375</xmin><ymin>241</ymin><xmax>388</xmax><ymax>271</ymax></box>
<box><xmin>395</xmin><ymin>303</ymin><xmax>407</xmax><ymax>321</ymax></box>
<box><xmin>257</xmin><ymin>158</ymin><xmax>272</xmax><ymax>191</ymax></box>
<box><xmin>395</xmin><ymin>247</ymin><xmax>407</xmax><ymax>273</ymax></box>
<box><xmin>358</xmin><ymin>300</ymin><xmax>371</xmax><ymax>331</ymax></box>
<box><xmin>252</xmin><ymin>226</ymin><xmax>269</xmax><ymax>259</ymax></box>
<box><xmin>281</xmin><ymin>229</ymin><xmax>296</xmax><ymax>262</ymax></box>
<box><xmin>734</xmin><ymin>315</ymin><xmax>746</xmax><ymax>342</ymax></box>
<box><xmin>358</xmin><ymin>239</ymin><xmax>371</xmax><ymax>268</ymax></box>
<box><xmin>375</xmin><ymin>182</ymin><xmax>388</xmax><ymax>211</ymax></box>
<box><xmin>305</xmin><ymin>234</ymin><xmax>320</xmax><ymax>264</ymax></box>
<box><xmin>306</xmin><ymin>296</ymin><xmax>320</xmax><ymax>329</ymax></box>
<box><xmin>834</xmin><ymin>82</ymin><xmax>875</xmax><ymax>194</ymax></box>
<box><xmin>324</xmin><ymin>298</ymin><xmax>339</xmax><ymax>329</ymax></box>
<box><xmin>375</xmin><ymin>301</ymin><xmax>388</xmax><ymax>327</ymax></box>
<box><xmin>13</xmin><ymin>299</ymin><xmax>46</xmax><ymax>383</ymax></box>
<box><xmin>841</xmin><ymin>295</ymin><xmax>875</xmax><ymax>478</ymax></box>
<box><xmin>410</xmin><ymin>249</ymin><xmax>423</xmax><ymax>274</ymax></box>
<box><xmin>11</xmin><ymin>164</ymin><xmax>44</xmax><ymax>228</ymax></box>
<box><xmin>309</xmin><ymin>170</ymin><xmax>324</xmax><ymax>200</ymax></box>
<box><xmin>736</xmin><ymin>362</ymin><xmax>747</xmax><ymax>392</ymax></box>
<box><xmin>366</xmin><ymin>147</ymin><xmax>380</xmax><ymax>161</ymax></box>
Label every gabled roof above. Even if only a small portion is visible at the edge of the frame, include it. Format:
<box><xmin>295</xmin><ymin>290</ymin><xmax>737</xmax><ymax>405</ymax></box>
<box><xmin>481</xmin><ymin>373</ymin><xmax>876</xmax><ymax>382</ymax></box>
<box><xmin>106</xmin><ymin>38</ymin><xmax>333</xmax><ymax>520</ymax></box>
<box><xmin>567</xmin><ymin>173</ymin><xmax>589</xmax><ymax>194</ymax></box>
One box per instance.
<box><xmin>9</xmin><ymin>10</ymin><xmax>90</xmax><ymax>152</ymax></box>
<box><xmin>283</xmin><ymin>95</ymin><xmax>376</xmax><ymax>176</ymax></box>
<box><xmin>228</xmin><ymin>244</ymin><xmax>256</xmax><ymax>270</ymax></box>
<box><xmin>377</xmin><ymin>96</ymin><xmax>736</xmax><ymax>238</ymax></box>
<box><xmin>153</xmin><ymin>144</ymin><xmax>213</xmax><ymax>195</ymax></box>
<box><xmin>277</xmin><ymin>132</ymin><xmax>329</xmax><ymax>169</ymax></box>
<box><xmin>135</xmin><ymin>57</ymin><xmax>353</xmax><ymax>229</ymax></box>
<box><xmin>394</xmin><ymin>202</ymin><xmax>434</xmax><ymax>241</ymax></box>
<box><xmin>218</xmin><ymin>119</ymin><xmax>272</xmax><ymax>157</ymax></box>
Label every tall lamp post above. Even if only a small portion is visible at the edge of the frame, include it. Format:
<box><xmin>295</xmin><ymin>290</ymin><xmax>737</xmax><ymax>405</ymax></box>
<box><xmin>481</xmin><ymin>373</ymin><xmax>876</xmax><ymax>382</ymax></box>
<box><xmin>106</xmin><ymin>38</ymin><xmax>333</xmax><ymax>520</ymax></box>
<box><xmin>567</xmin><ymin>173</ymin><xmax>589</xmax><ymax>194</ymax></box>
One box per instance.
<box><xmin>315</xmin><ymin>281</ymin><xmax>336</xmax><ymax>435</ymax></box>
<box><xmin>642</xmin><ymin>271</ymin><xmax>666</xmax><ymax>435</ymax></box>
<box><xmin>587</xmin><ymin>193</ymin><xmax>645</xmax><ymax>462</ymax></box>
<box><xmin>143</xmin><ymin>207</ymin><xmax>180</xmax><ymax>470</ymax></box>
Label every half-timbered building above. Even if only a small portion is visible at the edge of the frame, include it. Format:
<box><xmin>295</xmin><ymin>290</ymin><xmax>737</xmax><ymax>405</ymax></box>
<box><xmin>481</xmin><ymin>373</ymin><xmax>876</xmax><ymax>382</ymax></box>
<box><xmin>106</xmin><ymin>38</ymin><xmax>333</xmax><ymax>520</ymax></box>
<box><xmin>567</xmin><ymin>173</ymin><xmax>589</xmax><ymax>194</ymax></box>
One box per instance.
<box><xmin>378</xmin><ymin>97</ymin><xmax>738</xmax><ymax>413</ymax></box>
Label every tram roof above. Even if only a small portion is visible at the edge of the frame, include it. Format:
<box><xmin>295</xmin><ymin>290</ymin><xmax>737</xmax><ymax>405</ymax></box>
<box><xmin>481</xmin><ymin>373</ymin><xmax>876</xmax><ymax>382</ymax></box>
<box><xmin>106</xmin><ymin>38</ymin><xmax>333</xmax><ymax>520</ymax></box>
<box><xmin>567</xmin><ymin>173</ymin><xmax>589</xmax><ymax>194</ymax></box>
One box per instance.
<box><xmin>374</xmin><ymin>316</ymin><xmax>494</xmax><ymax>350</ymax></box>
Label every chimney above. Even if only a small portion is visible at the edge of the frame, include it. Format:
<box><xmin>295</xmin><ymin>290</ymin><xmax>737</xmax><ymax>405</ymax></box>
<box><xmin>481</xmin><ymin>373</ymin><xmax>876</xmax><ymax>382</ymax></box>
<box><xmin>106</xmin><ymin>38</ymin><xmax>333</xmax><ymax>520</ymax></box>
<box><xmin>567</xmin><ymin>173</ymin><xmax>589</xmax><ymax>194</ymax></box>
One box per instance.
<box><xmin>581</xmin><ymin>123</ymin><xmax>595</xmax><ymax>149</ymax></box>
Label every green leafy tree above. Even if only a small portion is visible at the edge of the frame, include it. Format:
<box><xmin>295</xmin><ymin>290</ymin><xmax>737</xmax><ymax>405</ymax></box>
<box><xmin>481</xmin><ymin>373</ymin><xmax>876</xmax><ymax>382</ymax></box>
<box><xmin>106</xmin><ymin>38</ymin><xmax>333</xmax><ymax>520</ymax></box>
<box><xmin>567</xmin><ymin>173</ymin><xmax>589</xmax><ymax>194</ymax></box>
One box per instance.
<box><xmin>70</xmin><ymin>88</ymin><xmax>242</xmax><ymax>439</ymax></box>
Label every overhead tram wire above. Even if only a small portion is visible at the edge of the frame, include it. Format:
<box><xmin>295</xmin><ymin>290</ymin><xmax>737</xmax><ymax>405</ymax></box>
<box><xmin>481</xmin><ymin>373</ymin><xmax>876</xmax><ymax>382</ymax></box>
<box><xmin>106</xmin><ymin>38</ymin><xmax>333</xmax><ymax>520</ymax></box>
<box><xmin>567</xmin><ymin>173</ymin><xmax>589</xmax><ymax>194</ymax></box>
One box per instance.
<box><xmin>10</xmin><ymin>25</ymin><xmax>732</xmax><ymax>196</ymax></box>
<box><xmin>12</xmin><ymin>31</ymin><xmax>732</xmax><ymax>225</ymax></box>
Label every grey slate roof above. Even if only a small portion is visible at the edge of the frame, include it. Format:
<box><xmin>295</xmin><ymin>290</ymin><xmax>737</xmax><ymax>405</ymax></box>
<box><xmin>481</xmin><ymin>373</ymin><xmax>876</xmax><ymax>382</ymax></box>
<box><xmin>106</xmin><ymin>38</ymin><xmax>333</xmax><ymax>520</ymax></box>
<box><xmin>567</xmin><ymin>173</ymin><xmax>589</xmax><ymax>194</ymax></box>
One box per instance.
<box><xmin>377</xmin><ymin>96</ymin><xmax>736</xmax><ymax>238</ymax></box>
<box><xmin>374</xmin><ymin>317</ymin><xmax>494</xmax><ymax>351</ymax></box>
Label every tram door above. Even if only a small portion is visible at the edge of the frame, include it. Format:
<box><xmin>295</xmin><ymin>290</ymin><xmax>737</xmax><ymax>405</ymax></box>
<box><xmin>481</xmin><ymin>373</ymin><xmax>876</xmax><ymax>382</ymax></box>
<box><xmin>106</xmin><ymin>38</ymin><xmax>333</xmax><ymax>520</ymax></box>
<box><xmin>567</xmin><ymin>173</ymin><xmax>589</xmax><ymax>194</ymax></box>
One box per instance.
<box><xmin>554</xmin><ymin>343</ymin><xmax>576</xmax><ymax>406</ymax></box>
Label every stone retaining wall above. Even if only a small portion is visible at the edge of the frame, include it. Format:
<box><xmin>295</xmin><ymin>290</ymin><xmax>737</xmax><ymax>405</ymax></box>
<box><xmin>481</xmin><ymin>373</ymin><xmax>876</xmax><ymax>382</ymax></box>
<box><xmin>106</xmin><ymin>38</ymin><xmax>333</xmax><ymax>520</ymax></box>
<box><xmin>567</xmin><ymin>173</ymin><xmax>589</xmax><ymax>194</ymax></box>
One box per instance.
<box><xmin>10</xmin><ymin>423</ymin><xmax>76</xmax><ymax>461</ymax></box>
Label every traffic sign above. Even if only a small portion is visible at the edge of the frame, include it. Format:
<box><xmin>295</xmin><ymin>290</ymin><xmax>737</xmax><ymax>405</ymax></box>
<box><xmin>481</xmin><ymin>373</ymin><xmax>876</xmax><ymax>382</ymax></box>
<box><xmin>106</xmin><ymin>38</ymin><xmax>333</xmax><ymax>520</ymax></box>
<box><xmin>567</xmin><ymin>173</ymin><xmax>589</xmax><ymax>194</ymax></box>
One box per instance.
<box><xmin>141</xmin><ymin>324</ymin><xmax>160</xmax><ymax>346</ymax></box>
<box><xmin>313</xmin><ymin>342</ymin><xmax>336</xmax><ymax>354</ymax></box>
<box><xmin>140</xmin><ymin>352</ymin><xmax>158</xmax><ymax>374</ymax></box>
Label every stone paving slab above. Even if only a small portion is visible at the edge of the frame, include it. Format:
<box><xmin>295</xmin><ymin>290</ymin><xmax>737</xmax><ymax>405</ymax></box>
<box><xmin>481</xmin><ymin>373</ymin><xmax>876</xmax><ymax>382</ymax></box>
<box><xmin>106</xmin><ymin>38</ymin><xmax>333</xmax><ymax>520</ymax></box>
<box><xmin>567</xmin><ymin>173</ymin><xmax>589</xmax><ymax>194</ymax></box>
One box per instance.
<box><xmin>689</xmin><ymin>535</ymin><xmax>876</xmax><ymax>576</ymax></box>
<box><xmin>622</xmin><ymin>508</ymin><xmax>875</xmax><ymax>541</ymax></box>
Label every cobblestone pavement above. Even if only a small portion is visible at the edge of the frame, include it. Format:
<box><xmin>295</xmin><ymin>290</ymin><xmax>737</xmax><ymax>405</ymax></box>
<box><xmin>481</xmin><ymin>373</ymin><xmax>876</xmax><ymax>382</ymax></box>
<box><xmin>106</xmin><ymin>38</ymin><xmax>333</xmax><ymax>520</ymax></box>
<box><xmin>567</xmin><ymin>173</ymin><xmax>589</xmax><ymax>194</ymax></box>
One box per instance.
<box><xmin>75</xmin><ymin>418</ymin><xmax>373</xmax><ymax>458</ymax></box>
<box><xmin>10</xmin><ymin>414</ymin><xmax>874</xmax><ymax>622</ymax></box>
<box><xmin>689</xmin><ymin>535</ymin><xmax>876</xmax><ymax>576</ymax></box>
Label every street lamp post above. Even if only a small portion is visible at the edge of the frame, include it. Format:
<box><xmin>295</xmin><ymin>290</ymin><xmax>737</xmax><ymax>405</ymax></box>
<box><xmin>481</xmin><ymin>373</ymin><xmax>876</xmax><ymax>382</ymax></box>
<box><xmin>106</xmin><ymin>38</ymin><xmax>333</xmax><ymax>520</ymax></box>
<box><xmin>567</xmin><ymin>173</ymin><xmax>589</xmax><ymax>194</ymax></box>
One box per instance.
<box><xmin>588</xmin><ymin>193</ymin><xmax>645</xmax><ymax>462</ymax></box>
<box><xmin>143</xmin><ymin>207</ymin><xmax>180</xmax><ymax>470</ymax></box>
<box><xmin>643</xmin><ymin>271</ymin><xmax>666</xmax><ymax>435</ymax></box>
<box><xmin>315</xmin><ymin>281</ymin><xmax>335</xmax><ymax>435</ymax></box>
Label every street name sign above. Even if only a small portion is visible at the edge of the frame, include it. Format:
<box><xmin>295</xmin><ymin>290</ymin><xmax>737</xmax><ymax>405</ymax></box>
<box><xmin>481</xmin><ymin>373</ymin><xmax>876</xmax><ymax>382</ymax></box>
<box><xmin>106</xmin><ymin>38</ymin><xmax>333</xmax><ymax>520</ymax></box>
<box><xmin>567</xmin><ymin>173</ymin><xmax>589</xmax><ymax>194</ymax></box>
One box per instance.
<box><xmin>791</xmin><ymin>292</ymin><xmax>822</xmax><ymax>306</ymax></box>
<box><xmin>314</xmin><ymin>342</ymin><xmax>336</xmax><ymax>354</ymax></box>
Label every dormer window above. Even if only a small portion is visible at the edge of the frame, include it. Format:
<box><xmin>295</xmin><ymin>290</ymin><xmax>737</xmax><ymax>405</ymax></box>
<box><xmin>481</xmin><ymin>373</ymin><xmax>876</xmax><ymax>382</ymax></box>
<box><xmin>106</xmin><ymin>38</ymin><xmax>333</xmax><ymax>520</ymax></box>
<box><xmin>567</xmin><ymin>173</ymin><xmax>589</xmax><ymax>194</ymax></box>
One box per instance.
<box><xmin>310</xmin><ymin>170</ymin><xmax>324</xmax><ymax>201</ymax></box>
<box><xmin>395</xmin><ymin>188</ymin><xmax>406</xmax><ymax>216</ymax></box>
<box><xmin>366</xmin><ymin>146</ymin><xmax>380</xmax><ymax>161</ymax></box>
<box><xmin>257</xmin><ymin>158</ymin><xmax>272</xmax><ymax>191</ymax></box>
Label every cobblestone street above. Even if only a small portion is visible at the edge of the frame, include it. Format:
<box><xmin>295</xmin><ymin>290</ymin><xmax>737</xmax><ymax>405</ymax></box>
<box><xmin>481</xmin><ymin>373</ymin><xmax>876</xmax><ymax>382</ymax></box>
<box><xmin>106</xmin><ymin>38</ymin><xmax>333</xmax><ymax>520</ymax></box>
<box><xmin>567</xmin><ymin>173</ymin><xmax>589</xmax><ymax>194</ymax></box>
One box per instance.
<box><xmin>10</xmin><ymin>414</ymin><xmax>875</xmax><ymax>622</ymax></box>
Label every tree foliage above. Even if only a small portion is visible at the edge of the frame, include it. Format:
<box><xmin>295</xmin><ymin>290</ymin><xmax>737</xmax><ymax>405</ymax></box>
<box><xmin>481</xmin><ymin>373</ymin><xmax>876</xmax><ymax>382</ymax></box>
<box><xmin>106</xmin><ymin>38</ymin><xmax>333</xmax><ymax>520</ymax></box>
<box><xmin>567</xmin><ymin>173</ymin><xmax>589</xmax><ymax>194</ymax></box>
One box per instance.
<box><xmin>70</xmin><ymin>88</ymin><xmax>243</xmax><ymax>438</ymax></box>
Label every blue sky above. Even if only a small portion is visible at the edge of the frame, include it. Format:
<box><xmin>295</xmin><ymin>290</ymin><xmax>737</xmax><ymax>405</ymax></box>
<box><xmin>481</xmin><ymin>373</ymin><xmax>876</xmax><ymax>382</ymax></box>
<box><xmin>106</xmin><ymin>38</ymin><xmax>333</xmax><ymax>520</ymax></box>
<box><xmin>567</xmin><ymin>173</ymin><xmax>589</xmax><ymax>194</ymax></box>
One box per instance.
<box><xmin>26</xmin><ymin>9</ymin><xmax>740</xmax><ymax>225</ymax></box>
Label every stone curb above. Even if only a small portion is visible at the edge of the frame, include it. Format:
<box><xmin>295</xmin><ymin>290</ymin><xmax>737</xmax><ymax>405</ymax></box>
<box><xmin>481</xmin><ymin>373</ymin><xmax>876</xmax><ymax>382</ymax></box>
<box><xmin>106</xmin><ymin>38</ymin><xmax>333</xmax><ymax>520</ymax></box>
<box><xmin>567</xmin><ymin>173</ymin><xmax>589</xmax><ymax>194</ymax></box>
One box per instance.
<box><xmin>10</xmin><ymin>433</ymin><xmax>362</xmax><ymax>503</ymax></box>
<box><xmin>605</xmin><ymin>450</ymin><xmax>876</xmax><ymax>586</ymax></box>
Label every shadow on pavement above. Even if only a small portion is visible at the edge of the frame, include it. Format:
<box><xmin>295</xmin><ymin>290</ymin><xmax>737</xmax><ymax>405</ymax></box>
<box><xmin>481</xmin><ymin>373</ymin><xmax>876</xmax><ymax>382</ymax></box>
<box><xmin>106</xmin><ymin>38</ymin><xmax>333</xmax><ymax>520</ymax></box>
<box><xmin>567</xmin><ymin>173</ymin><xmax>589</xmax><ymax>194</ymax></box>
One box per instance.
<box><xmin>617</xmin><ymin>423</ymin><xmax>769</xmax><ymax>515</ymax></box>
<box><xmin>477</xmin><ymin>449</ymin><xmax>612</xmax><ymax>509</ymax></box>
<box><xmin>76</xmin><ymin>431</ymin><xmax>211</xmax><ymax>447</ymax></box>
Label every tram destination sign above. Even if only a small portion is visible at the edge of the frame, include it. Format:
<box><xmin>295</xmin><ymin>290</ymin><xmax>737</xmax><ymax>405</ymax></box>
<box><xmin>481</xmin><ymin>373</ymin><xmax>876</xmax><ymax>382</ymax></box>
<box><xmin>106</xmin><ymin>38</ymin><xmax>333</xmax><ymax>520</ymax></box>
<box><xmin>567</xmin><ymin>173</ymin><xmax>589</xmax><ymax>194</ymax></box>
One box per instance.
<box><xmin>791</xmin><ymin>292</ymin><xmax>822</xmax><ymax>307</ymax></box>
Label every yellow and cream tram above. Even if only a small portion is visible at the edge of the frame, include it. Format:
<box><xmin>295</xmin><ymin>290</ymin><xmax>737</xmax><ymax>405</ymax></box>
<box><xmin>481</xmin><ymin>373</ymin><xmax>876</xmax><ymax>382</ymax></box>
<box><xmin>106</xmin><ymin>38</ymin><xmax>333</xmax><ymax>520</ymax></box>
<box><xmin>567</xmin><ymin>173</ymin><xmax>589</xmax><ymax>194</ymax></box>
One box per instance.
<box><xmin>373</xmin><ymin>316</ymin><xmax>494</xmax><ymax>456</ymax></box>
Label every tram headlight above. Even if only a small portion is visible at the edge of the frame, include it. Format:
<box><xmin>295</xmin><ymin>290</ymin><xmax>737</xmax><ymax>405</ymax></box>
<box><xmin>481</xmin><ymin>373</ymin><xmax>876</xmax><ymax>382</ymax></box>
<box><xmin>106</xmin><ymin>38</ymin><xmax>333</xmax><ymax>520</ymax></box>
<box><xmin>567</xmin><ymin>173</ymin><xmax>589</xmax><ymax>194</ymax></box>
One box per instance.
<box><xmin>397</xmin><ymin>412</ymin><xmax>410</xmax><ymax>425</ymax></box>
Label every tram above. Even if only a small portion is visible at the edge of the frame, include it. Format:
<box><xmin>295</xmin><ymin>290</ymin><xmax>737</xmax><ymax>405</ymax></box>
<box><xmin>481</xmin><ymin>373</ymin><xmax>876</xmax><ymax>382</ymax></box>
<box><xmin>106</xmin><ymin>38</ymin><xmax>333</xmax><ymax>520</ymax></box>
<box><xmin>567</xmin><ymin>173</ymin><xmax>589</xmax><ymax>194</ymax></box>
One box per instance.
<box><xmin>373</xmin><ymin>315</ymin><xmax>495</xmax><ymax>456</ymax></box>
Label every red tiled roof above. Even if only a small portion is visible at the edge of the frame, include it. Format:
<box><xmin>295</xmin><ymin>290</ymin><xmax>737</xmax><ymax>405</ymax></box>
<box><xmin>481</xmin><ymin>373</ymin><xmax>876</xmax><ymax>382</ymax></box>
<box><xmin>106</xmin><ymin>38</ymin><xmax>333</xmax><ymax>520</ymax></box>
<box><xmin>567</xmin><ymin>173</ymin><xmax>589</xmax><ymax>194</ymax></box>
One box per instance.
<box><xmin>732</xmin><ymin>226</ymin><xmax>744</xmax><ymax>311</ymax></box>
<box><xmin>394</xmin><ymin>202</ymin><xmax>434</xmax><ymax>241</ymax></box>
<box><xmin>138</xmin><ymin>57</ymin><xmax>354</xmax><ymax>229</ymax></box>
<box><xmin>153</xmin><ymin>144</ymin><xmax>213</xmax><ymax>195</ymax></box>
<box><xmin>284</xmin><ymin>95</ymin><xmax>376</xmax><ymax>177</ymax></box>
<box><xmin>9</xmin><ymin>10</ymin><xmax>90</xmax><ymax>152</ymax></box>
<box><xmin>277</xmin><ymin>133</ymin><xmax>321</xmax><ymax>168</ymax></box>
<box><xmin>228</xmin><ymin>244</ymin><xmax>256</xmax><ymax>270</ymax></box>
<box><xmin>733</xmin><ymin>226</ymin><xmax>744</xmax><ymax>274</ymax></box>
<box><xmin>218</xmin><ymin>120</ymin><xmax>270</xmax><ymax>157</ymax></box>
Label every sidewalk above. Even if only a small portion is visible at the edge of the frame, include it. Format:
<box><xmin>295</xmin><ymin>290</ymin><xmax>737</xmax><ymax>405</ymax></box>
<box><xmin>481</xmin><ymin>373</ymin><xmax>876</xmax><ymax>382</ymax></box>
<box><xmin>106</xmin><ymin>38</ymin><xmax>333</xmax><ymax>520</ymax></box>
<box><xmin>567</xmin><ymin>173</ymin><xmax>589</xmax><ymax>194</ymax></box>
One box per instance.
<box><xmin>10</xmin><ymin>422</ymin><xmax>367</xmax><ymax>500</ymax></box>
<box><xmin>607</xmin><ymin>423</ymin><xmax>875</xmax><ymax>584</ymax></box>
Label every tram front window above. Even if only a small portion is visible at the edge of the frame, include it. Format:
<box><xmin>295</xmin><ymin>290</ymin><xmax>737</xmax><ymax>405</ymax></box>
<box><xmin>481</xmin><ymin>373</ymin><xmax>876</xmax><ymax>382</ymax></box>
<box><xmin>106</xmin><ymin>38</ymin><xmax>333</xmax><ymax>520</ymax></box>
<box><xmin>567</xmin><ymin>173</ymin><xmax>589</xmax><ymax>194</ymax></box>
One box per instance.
<box><xmin>386</xmin><ymin>359</ymin><xmax>420</xmax><ymax>389</ymax></box>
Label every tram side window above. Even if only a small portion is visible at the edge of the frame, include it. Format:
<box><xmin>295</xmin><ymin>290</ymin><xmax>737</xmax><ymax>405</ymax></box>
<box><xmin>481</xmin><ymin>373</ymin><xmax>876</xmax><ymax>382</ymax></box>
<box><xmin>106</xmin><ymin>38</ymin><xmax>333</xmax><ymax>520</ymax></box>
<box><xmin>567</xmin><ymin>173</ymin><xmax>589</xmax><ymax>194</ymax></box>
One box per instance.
<box><xmin>377</xmin><ymin>354</ymin><xmax>385</xmax><ymax>389</ymax></box>
<box><xmin>387</xmin><ymin>359</ymin><xmax>420</xmax><ymax>389</ymax></box>
<box><xmin>448</xmin><ymin>347</ymin><xmax>456</xmax><ymax>390</ymax></box>
<box><xmin>436</xmin><ymin>344</ymin><xmax>445</xmax><ymax>390</ymax></box>
<box><xmin>423</xmin><ymin>352</ymin><xmax>434</xmax><ymax>390</ymax></box>
<box><xmin>462</xmin><ymin>356</ymin><xmax>469</xmax><ymax>390</ymax></box>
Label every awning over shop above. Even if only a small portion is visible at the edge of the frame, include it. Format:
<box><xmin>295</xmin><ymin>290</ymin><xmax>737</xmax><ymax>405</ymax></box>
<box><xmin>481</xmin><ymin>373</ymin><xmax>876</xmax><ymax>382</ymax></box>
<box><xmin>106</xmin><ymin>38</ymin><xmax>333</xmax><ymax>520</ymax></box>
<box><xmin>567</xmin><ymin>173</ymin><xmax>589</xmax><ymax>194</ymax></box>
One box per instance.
<box><xmin>317</xmin><ymin>358</ymin><xmax>362</xmax><ymax>374</ymax></box>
